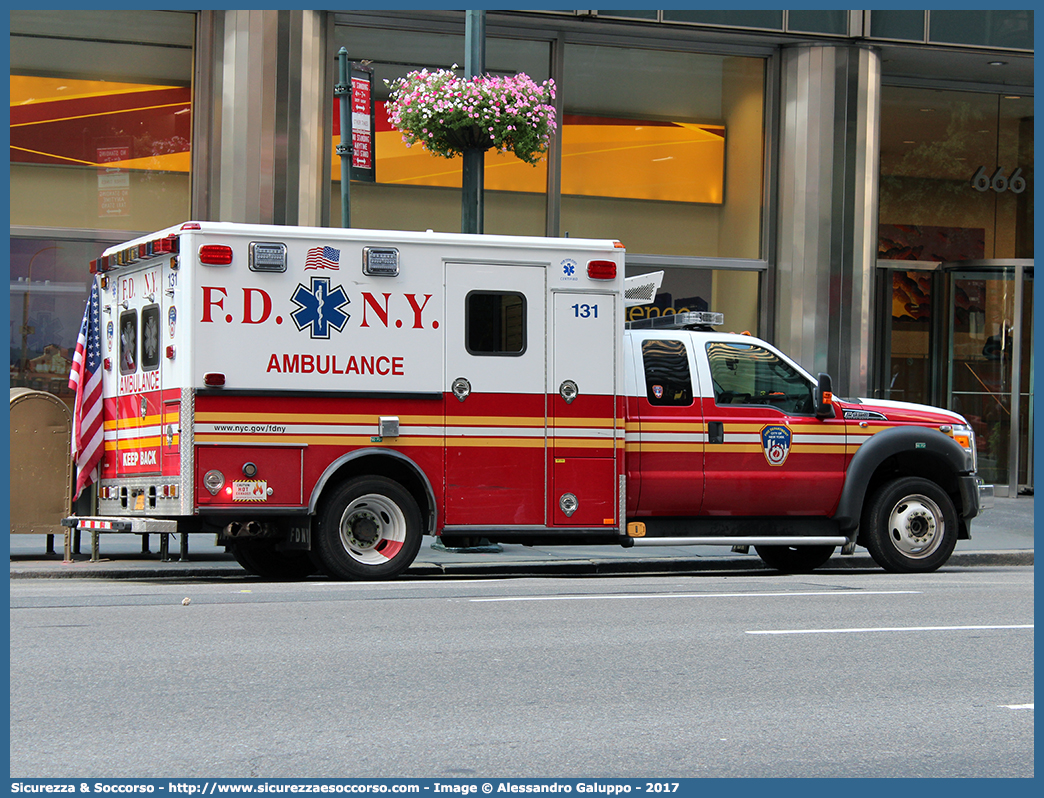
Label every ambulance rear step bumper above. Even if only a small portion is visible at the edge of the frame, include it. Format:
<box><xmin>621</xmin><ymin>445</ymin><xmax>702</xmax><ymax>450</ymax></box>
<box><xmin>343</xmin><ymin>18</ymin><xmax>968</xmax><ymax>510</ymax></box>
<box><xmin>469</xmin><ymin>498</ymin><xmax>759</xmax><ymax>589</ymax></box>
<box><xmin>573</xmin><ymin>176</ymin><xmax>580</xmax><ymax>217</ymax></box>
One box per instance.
<box><xmin>61</xmin><ymin>515</ymin><xmax>184</xmax><ymax>563</ymax></box>
<box><xmin>623</xmin><ymin>536</ymin><xmax>849</xmax><ymax>548</ymax></box>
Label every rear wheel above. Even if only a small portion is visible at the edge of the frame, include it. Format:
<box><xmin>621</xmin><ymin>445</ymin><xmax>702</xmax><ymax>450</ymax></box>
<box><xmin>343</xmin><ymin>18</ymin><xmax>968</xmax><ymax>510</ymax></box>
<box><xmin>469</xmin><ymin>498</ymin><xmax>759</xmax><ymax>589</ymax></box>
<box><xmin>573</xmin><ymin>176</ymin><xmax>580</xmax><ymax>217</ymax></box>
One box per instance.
<box><xmin>228</xmin><ymin>540</ymin><xmax>317</xmax><ymax>581</ymax></box>
<box><xmin>314</xmin><ymin>476</ymin><xmax>423</xmax><ymax>580</ymax></box>
<box><xmin>862</xmin><ymin>476</ymin><xmax>958</xmax><ymax>573</ymax></box>
<box><xmin>755</xmin><ymin>544</ymin><xmax>835</xmax><ymax>573</ymax></box>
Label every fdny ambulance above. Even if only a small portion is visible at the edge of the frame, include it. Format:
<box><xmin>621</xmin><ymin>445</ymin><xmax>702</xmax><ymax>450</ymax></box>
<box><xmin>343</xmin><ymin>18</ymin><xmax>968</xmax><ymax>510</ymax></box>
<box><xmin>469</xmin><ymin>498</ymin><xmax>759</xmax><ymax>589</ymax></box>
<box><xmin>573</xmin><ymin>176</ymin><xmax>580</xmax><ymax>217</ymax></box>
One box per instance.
<box><xmin>64</xmin><ymin>221</ymin><xmax>992</xmax><ymax>579</ymax></box>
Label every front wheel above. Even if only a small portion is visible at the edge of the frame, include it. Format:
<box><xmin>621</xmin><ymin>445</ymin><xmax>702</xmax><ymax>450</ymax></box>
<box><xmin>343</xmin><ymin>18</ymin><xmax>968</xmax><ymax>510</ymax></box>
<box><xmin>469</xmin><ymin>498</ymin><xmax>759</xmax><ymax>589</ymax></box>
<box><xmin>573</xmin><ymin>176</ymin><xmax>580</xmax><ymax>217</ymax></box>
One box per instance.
<box><xmin>755</xmin><ymin>544</ymin><xmax>835</xmax><ymax>573</ymax></box>
<box><xmin>862</xmin><ymin>476</ymin><xmax>958</xmax><ymax>573</ymax></box>
<box><xmin>314</xmin><ymin>476</ymin><xmax>423</xmax><ymax>580</ymax></box>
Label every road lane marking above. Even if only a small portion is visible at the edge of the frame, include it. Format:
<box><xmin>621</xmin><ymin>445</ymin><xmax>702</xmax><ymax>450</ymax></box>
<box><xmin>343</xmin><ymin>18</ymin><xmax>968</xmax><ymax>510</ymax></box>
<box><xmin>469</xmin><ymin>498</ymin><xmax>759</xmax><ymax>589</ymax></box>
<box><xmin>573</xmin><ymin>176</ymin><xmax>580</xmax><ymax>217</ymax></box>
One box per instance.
<box><xmin>1000</xmin><ymin>704</ymin><xmax>1034</xmax><ymax>710</ymax></box>
<box><xmin>469</xmin><ymin>590</ymin><xmax>921</xmax><ymax>603</ymax></box>
<box><xmin>747</xmin><ymin>624</ymin><xmax>1033</xmax><ymax>636</ymax></box>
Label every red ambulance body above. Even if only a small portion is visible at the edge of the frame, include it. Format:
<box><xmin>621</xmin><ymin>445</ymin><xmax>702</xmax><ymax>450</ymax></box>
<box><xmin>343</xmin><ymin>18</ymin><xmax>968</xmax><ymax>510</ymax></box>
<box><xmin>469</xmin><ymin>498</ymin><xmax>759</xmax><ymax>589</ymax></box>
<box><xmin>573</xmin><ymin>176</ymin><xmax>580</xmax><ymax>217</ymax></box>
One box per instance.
<box><xmin>64</xmin><ymin>222</ymin><xmax>991</xmax><ymax>578</ymax></box>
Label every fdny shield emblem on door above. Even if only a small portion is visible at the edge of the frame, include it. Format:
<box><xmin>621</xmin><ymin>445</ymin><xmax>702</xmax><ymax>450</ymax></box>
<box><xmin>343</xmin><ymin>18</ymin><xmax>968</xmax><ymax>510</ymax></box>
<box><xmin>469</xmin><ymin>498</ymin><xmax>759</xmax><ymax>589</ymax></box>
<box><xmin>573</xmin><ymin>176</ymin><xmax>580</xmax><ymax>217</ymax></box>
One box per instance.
<box><xmin>761</xmin><ymin>425</ymin><xmax>792</xmax><ymax>466</ymax></box>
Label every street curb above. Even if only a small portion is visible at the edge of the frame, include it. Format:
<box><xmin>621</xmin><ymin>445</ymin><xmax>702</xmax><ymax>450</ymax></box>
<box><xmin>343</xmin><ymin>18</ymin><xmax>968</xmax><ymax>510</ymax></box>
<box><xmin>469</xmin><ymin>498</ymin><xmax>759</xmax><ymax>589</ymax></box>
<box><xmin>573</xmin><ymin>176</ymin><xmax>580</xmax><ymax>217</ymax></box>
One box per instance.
<box><xmin>8</xmin><ymin>549</ymin><xmax>1033</xmax><ymax>580</ymax></box>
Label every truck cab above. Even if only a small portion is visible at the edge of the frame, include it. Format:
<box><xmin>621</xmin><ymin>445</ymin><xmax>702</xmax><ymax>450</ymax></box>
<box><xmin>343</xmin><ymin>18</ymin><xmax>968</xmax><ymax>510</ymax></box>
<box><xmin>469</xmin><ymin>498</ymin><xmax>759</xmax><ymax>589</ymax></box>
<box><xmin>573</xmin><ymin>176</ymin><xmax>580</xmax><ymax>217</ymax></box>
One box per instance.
<box><xmin>621</xmin><ymin>311</ymin><xmax>992</xmax><ymax>573</ymax></box>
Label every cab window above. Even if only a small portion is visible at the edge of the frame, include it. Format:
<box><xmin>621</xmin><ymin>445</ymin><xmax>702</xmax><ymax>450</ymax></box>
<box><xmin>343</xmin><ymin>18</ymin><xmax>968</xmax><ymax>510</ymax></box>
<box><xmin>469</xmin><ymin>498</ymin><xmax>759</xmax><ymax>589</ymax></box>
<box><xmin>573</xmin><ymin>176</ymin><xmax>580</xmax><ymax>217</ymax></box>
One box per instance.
<box><xmin>641</xmin><ymin>339</ymin><xmax>693</xmax><ymax>406</ymax></box>
<box><xmin>706</xmin><ymin>341</ymin><xmax>813</xmax><ymax>414</ymax></box>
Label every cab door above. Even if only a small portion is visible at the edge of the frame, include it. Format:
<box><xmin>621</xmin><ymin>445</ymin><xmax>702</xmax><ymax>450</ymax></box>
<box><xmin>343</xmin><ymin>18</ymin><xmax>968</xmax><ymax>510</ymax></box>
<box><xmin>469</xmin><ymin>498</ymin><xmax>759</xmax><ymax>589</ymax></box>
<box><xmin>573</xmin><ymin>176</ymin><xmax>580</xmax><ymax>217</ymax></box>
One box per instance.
<box><xmin>696</xmin><ymin>337</ymin><xmax>846</xmax><ymax>516</ymax></box>
<box><xmin>443</xmin><ymin>263</ymin><xmax>546</xmax><ymax>526</ymax></box>
<box><xmin>629</xmin><ymin>333</ymin><xmax>705</xmax><ymax>516</ymax></box>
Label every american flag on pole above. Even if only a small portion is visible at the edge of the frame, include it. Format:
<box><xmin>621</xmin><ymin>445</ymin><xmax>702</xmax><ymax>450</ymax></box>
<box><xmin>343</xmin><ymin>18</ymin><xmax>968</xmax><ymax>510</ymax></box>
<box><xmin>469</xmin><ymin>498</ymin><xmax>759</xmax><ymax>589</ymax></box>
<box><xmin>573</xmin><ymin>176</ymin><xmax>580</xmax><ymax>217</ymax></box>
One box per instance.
<box><xmin>69</xmin><ymin>282</ymin><xmax>104</xmax><ymax>499</ymax></box>
<box><xmin>304</xmin><ymin>245</ymin><xmax>340</xmax><ymax>270</ymax></box>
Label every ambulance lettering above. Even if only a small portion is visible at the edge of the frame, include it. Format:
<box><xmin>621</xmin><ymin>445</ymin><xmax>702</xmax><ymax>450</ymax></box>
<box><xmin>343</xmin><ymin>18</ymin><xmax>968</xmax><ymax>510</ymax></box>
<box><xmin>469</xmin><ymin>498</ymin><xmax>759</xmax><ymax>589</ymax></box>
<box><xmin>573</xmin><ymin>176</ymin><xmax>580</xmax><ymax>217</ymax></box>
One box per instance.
<box><xmin>265</xmin><ymin>354</ymin><xmax>405</xmax><ymax>375</ymax></box>
<box><xmin>197</xmin><ymin>286</ymin><xmax>439</xmax><ymax>331</ymax></box>
<box><xmin>119</xmin><ymin>371</ymin><xmax>160</xmax><ymax>393</ymax></box>
<box><xmin>360</xmin><ymin>292</ymin><xmax>438</xmax><ymax>330</ymax></box>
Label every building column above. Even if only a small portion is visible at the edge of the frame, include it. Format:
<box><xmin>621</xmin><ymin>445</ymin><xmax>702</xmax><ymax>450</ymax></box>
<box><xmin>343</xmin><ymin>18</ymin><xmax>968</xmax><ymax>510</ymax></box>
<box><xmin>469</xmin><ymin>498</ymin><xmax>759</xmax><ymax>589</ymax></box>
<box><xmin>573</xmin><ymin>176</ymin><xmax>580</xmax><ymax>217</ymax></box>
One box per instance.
<box><xmin>774</xmin><ymin>44</ymin><xmax>881</xmax><ymax>397</ymax></box>
<box><xmin>193</xmin><ymin>10</ymin><xmax>328</xmax><ymax>226</ymax></box>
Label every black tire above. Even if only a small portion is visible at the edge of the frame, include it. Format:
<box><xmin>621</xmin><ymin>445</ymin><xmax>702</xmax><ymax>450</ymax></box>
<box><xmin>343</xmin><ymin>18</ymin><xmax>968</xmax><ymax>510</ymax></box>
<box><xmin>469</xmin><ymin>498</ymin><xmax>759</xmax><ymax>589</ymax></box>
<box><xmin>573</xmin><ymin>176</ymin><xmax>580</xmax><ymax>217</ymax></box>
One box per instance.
<box><xmin>314</xmin><ymin>476</ymin><xmax>423</xmax><ymax>580</ymax></box>
<box><xmin>862</xmin><ymin>476</ymin><xmax>958</xmax><ymax>573</ymax></box>
<box><xmin>755</xmin><ymin>544</ymin><xmax>835</xmax><ymax>573</ymax></box>
<box><xmin>228</xmin><ymin>540</ymin><xmax>318</xmax><ymax>581</ymax></box>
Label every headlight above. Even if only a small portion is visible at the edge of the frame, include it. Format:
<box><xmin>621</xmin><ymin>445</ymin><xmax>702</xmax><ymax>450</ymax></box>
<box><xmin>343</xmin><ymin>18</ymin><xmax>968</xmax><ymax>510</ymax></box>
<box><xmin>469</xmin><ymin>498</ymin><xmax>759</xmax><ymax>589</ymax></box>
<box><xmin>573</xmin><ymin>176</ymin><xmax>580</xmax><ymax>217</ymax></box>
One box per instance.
<box><xmin>949</xmin><ymin>424</ymin><xmax>977</xmax><ymax>472</ymax></box>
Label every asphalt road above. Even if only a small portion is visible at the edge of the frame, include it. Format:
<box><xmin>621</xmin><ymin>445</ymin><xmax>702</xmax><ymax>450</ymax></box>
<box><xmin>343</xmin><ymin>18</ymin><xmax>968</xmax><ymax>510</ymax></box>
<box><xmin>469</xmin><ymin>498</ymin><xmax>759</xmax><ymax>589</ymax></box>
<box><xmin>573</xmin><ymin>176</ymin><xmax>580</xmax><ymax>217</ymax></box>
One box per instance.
<box><xmin>9</xmin><ymin>566</ymin><xmax>1034</xmax><ymax>778</ymax></box>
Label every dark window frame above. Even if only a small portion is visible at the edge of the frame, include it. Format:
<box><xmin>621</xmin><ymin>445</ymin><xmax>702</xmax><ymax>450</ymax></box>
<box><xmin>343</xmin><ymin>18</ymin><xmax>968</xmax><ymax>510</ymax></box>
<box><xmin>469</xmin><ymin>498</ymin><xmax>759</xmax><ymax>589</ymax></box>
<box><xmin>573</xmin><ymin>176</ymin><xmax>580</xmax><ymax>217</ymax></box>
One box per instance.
<box><xmin>464</xmin><ymin>290</ymin><xmax>528</xmax><ymax>357</ymax></box>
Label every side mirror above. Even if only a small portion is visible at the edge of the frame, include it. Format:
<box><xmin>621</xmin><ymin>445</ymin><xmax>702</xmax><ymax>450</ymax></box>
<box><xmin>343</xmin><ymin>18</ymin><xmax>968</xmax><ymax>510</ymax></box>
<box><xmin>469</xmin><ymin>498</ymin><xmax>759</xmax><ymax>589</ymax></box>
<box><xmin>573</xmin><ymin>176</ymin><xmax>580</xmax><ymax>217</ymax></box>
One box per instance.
<box><xmin>814</xmin><ymin>372</ymin><xmax>835</xmax><ymax>419</ymax></box>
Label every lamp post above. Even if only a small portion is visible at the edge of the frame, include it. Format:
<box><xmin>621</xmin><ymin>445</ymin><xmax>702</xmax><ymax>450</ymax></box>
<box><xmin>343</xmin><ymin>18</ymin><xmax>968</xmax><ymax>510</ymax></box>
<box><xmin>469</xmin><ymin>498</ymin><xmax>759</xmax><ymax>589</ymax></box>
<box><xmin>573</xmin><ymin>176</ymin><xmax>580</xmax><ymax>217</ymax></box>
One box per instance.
<box><xmin>461</xmin><ymin>9</ymin><xmax>486</xmax><ymax>234</ymax></box>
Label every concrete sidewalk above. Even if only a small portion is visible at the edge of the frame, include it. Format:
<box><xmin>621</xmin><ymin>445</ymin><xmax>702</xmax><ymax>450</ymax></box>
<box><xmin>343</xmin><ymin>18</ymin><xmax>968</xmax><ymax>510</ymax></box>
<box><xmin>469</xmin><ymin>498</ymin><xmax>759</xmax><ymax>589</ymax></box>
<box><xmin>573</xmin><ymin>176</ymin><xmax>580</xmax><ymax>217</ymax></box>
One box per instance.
<box><xmin>9</xmin><ymin>496</ymin><xmax>1034</xmax><ymax>580</ymax></box>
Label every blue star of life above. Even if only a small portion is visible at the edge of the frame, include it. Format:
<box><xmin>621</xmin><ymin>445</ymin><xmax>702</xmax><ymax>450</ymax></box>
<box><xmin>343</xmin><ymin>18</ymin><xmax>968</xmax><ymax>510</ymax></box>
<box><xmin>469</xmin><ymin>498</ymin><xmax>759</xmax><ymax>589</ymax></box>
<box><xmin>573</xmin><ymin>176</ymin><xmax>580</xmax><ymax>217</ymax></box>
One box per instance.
<box><xmin>290</xmin><ymin>277</ymin><xmax>350</xmax><ymax>339</ymax></box>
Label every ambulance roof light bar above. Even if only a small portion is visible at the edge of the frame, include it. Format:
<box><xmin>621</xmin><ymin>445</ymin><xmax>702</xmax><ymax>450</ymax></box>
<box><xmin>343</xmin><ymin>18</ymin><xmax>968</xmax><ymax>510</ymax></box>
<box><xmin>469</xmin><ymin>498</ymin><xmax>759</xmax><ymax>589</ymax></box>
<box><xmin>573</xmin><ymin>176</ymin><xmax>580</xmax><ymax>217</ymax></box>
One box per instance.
<box><xmin>626</xmin><ymin>311</ymin><xmax>725</xmax><ymax>330</ymax></box>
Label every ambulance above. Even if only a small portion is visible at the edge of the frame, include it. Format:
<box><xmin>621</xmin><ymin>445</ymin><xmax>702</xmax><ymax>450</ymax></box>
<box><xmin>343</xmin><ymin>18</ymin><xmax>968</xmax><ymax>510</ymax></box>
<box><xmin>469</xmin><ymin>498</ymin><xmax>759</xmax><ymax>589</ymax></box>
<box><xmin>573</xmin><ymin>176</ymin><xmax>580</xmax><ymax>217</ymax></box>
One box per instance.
<box><xmin>64</xmin><ymin>222</ymin><xmax>992</xmax><ymax>579</ymax></box>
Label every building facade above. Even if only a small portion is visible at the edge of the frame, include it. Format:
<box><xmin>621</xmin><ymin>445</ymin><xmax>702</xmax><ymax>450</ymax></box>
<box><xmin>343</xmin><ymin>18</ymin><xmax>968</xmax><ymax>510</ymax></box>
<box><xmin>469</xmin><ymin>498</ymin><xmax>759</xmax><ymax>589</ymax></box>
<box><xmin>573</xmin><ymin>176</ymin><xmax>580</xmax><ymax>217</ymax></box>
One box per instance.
<box><xmin>9</xmin><ymin>9</ymin><xmax>1034</xmax><ymax>494</ymax></box>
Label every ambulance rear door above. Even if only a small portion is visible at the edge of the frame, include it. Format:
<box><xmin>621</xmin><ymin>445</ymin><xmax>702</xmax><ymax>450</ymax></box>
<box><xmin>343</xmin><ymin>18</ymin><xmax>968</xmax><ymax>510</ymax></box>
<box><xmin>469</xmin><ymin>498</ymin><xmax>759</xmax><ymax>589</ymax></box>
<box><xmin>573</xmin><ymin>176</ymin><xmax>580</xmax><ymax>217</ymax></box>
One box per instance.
<box><xmin>111</xmin><ymin>262</ymin><xmax>166</xmax><ymax>491</ymax></box>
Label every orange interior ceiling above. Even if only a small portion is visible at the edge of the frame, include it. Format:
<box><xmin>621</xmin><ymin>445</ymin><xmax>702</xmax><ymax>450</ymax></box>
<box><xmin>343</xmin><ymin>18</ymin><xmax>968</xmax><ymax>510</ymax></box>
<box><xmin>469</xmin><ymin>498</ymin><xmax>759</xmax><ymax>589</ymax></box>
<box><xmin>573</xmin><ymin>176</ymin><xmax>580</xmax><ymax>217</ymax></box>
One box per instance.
<box><xmin>11</xmin><ymin>77</ymin><xmax>725</xmax><ymax>204</ymax></box>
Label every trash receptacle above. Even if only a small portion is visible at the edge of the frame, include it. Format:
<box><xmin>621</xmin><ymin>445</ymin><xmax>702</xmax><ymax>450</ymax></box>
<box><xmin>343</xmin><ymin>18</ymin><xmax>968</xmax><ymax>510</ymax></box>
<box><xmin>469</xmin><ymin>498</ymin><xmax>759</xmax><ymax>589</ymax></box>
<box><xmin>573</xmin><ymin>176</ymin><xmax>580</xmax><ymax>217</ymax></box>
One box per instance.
<box><xmin>10</xmin><ymin>388</ymin><xmax>74</xmax><ymax>550</ymax></box>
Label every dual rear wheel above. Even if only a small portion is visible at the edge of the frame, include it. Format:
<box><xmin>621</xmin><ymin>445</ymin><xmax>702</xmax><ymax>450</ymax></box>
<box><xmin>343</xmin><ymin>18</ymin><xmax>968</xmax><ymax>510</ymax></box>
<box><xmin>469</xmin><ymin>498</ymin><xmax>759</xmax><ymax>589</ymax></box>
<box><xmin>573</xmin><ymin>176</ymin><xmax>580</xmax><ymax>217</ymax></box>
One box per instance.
<box><xmin>230</xmin><ymin>476</ymin><xmax>424</xmax><ymax>581</ymax></box>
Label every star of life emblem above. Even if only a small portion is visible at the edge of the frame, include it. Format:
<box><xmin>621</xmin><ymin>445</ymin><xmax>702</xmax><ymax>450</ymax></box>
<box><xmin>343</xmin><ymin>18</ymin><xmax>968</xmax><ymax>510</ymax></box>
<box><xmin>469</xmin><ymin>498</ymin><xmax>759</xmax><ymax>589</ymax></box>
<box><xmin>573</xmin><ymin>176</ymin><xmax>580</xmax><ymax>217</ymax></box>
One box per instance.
<box><xmin>761</xmin><ymin>424</ymin><xmax>792</xmax><ymax>467</ymax></box>
<box><xmin>290</xmin><ymin>277</ymin><xmax>350</xmax><ymax>339</ymax></box>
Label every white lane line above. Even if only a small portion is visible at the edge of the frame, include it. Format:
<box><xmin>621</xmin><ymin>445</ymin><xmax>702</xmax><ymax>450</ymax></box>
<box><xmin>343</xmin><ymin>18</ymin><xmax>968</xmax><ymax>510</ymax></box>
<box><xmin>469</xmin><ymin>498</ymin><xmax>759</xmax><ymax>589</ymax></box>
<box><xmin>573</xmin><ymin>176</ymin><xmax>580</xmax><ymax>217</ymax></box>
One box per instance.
<box><xmin>999</xmin><ymin>704</ymin><xmax>1034</xmax><ymax>710</ymax></box>
<box><xmin>469</xmin><ymin>590</ymin><xmax>921</xmax><ymax>603</ymax></box>
<box><xmin>747</xmin><ymin>624</ymin><xmax>1034</xmax><ymax>636</ymax></box>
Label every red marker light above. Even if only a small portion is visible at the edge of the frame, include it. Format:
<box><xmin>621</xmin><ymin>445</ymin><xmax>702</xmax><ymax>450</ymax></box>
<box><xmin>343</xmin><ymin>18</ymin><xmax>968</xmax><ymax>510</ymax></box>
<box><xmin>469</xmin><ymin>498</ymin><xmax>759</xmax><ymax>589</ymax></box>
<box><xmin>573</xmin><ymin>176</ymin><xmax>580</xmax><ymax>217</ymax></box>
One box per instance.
<box><xmin>587</xmin><ymin>260</ymin><xmax>617</xmax><ymax>280</ymax></box>
<box><xmin>199</xmin><ymin>245</ymin><xmax>233</xmax><ymax>265</ymax></box>
<box><xmin>203</xmin><ymin>372</ymin><xmax>226</xmax><ymax>387</ymax></box>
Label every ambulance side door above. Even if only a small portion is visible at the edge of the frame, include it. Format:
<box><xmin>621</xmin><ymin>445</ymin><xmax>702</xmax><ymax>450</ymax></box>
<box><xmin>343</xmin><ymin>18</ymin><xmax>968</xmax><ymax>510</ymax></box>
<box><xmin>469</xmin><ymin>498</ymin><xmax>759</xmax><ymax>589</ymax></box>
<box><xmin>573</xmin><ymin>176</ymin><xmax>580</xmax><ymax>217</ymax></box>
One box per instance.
<box><xmin>443</xmin><ymin>262</ymin><xmax>547</xmax><ymax>527</ymax></box>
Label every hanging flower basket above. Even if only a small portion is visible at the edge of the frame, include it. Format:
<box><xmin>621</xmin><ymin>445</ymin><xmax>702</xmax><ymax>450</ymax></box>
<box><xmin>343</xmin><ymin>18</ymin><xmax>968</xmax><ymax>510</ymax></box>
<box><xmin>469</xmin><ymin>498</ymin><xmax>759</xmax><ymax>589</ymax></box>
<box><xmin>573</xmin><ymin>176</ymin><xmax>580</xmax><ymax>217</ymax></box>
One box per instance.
<box><xmin>385</xmin><ymin>67</ymin><xmax>557</xmax><ymax>165</ymax></box>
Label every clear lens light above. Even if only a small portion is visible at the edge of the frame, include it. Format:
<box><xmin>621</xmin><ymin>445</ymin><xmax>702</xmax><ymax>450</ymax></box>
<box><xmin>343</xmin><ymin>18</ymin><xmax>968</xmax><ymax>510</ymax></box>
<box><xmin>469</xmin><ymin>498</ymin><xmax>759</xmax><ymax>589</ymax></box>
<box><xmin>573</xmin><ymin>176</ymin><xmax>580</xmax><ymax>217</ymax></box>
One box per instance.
<box><xmin>952</xmin><ymin>425</ymin><xmax>976</xmax><ymax>471</ymax></box>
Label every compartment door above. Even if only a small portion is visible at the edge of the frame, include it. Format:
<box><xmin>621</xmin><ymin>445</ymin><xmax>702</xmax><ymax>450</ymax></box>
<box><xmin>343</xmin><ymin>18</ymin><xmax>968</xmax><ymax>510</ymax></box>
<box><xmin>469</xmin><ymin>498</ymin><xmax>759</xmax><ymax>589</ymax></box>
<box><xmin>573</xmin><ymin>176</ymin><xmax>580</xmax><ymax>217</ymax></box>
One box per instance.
<box><xmin>550</xmin><ymin>292</ymin><xmax>619</xmax><ymax>526</ymax></box>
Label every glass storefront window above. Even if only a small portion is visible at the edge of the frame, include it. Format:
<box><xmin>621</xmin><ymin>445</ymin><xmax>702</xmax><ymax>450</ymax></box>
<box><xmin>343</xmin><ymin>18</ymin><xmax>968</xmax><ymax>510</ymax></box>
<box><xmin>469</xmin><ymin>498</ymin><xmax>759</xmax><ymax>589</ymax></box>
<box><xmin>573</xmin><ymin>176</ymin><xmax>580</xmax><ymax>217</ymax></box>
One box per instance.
<box><xmin>9</xmin><ymin>10</ymin><xmax>195</xmax><ymax>232</ymax></box>
<box><xmin>9</xmin><ymin>237</ymin><xmax>110</xmax><ymax>403</ymax></box>
<box><xmin>561</xmin><ymin>44</ymin><xmax>765</xmax><ymax>259</ymax></box>
<box><xmin>948</xmin><ymin>270</ymin><xmax>1033</xmax><ymax>488</ymax></box>
<box><xmin>787</xmin><ymin>11</ymin><xmax>848</xmax><ymax>36</ymax></box>
<box><xmin>625</xmin><ymin>266</ymin><xmax>760</xmax><ymax>338</ymax></box>
<box><xmin>879</xmin><ymin>87</ymin><xmax>1034</xmax><ymax>261</ymax></box>
<box><xmin>333</xmin><ymin>26</ymin><xmax>550</xmax><ymax>236</ymax></box>
<box><xmin>928</xmin><ymin>10</ymin><xmax>1033</xmax><ymax>51</ymax></box>
<box><xmin>869</xmin><ymin>10</ymin><xmax>926</xmax><ymax>42</ymax></box>
<box><xmin>663</xmin><ymin>10</ymin><xmax>783</xmax><ymax>31</ymax></box>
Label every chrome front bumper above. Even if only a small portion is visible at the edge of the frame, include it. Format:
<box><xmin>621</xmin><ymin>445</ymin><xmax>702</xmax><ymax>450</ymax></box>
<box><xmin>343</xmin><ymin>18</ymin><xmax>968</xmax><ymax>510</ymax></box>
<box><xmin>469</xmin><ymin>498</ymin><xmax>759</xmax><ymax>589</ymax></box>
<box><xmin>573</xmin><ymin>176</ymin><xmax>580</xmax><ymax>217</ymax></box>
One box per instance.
<box><xmin>977</xmin><ymin>478</ymin><xmax>995</xmax><ymax>511</ymax></box>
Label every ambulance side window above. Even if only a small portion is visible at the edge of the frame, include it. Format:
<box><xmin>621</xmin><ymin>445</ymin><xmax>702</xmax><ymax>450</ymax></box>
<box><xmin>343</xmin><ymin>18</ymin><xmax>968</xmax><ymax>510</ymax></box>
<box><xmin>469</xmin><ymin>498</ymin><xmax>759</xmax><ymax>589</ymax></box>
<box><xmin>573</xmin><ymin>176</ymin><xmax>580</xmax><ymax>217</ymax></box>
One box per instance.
<box><xmin>119</xmin><ymin>310</ymin><xmax>137</xmax><ymax>375</ymax></box>
<box><xmin>706</xmin><ymin>341</ymin><xmax>813</xmax><ymax>414</ymax></box>
<box><xmin>465</xmin><ymin>292</ymin><xmax>526</xmax><ymax>355</ymax></box>
<box><xmin>141</xmin><ymin>304</ymin><xmax>161</xmax><ymax>372</ymax></box>
<box><xmin>641</xmin><ymin>339</ymin><xmax>693</xmax><ymax>406</ymax></box>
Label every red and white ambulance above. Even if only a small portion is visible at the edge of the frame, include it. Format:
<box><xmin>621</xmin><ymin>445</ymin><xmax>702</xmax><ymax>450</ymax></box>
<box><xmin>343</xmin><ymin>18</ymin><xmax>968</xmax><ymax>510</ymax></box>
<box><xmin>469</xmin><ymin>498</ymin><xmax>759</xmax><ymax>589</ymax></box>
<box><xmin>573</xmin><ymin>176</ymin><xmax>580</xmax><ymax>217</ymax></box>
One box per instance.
<box><xmin>64</xmin><ymin>222</ymin><xmax>992</xmax><ymax>578</ymax></box>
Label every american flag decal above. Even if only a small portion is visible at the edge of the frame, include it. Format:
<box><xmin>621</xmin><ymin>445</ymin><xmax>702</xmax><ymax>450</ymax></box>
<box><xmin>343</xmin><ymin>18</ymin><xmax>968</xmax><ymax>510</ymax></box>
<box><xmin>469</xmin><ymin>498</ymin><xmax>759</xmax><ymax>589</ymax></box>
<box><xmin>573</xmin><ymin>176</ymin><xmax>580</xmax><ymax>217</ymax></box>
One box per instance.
<box><xmin>304</xmin><ymin>245</ymin><xmax>340</xmax><ymax>270</ymax></box>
